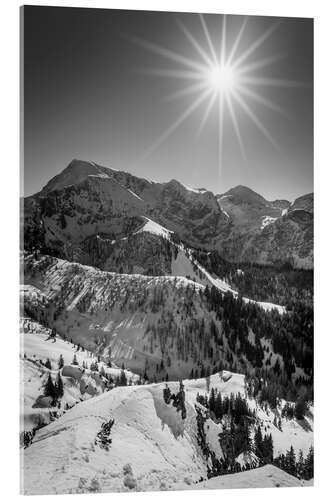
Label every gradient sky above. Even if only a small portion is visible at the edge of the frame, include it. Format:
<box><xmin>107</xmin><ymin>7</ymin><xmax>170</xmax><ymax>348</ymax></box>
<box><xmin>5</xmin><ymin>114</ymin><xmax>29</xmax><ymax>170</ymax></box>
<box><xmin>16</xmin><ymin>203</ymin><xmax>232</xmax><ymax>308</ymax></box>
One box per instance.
<box><xmin>23</xmin><ymin>6</ymin><xmax>313</xmax><ymax>201</ymax></box>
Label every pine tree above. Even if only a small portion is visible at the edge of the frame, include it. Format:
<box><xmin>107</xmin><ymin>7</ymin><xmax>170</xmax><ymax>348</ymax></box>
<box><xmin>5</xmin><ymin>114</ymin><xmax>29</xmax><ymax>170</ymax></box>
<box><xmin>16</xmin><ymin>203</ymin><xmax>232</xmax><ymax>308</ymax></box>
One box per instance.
<box><xmin>208</xmin><ymin>388</ymin><xmax>216</xmax><ymax>413</ymax></box>
<box><xmin>172</xmin><ymin>380</ymin><xmax>187</xmax><ymax>419</ymax></box>
<box><xmin>295</xmin><ymin>396</ymin><xmax>307</xmax><ymax>420</ymax></box>
<box><xmin>90</xmin><ymin>361</ymin><xmax>98</xmax><ymax>372</ymax></box>
<box><xmin>72</xmin><ymin>354</ymin><xmax>78</xmax><ymax>366</ymax></box>
<box><xmin>286</xmin><ymin>445</ymin><xmax>296</xmax><ymax>476</ymax></box>
<box><xmin>58</xmin><ymin>354</ymin><xmax>64</xmax><ymax>369</ymax></box>
<box><xmin>45</xmin><ymin>358</ymin><xmax>52</xmax><ymax>370</ymax></box>
<box><xmin>55</xmin><ymin>371</ymin><xmax>64</xmax><ymax>398</ymax></box>
<box><xmin>278</xmin><ymin>417</ymin><xmax>282</xmax><ymax>431</ymax></box>
<box><xmin>215</xmin><ymin>392</ymin><xmax>223</xmax><ymax>419</ymax></box>
<box><xmin>163</xmin><ymin>384</ymin><xmax>172</xmax><ymax>404</ymax></box>
<box><xmin>262</xmin><ymin>434</ymin><xmax>273</xmax><ymax>464</ymax></box>
<box><xmin>297</xmin><ymin>450</ymin><xmax>304</xmax><ymax>479</ymax></box>
<box><xmin>119</xmin><ymin>369</ymin><xmax>127</xmax><ymax>386</ymax></box>
<box><xmin>304</xmin><ymin>446</ymin><xmax>314</xmax><ymax>479</ymax></box>
<box><xmin>43</xmin><ymin>373</ymin><xmax>57</xmax><ymax>400</ymax></box>
<box><xmin>254</xmin><ymin>426</ymin><xmax>263</xmax><ymax>461</ymax></box>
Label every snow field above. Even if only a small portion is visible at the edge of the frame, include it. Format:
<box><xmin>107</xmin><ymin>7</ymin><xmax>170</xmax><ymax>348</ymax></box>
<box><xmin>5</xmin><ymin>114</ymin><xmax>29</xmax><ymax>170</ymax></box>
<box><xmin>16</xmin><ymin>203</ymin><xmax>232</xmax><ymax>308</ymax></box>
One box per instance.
<box><xmin>22</xmin><ymin>370</ymin><xmax>313</xmax><ymax>494</ymax></box>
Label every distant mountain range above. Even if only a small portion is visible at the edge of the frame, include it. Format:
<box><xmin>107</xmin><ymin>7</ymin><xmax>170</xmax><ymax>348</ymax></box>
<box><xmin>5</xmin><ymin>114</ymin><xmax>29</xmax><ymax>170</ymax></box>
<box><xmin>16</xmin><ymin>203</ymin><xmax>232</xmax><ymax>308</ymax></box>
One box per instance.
<box><xmin>23</xmin><ymin>159</ymin><xmax>313</xmax><ymax>269</ymax></box>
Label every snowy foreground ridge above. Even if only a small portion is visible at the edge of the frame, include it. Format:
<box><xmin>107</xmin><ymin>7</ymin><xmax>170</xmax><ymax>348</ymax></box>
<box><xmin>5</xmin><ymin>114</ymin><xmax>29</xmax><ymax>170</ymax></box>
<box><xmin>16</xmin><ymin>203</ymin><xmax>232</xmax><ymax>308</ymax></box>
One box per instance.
<box><xmin>22</xmin><ymin>368</ymin><xmax>312</xmax><ymax>494</ymax></box>
<box><xmin>183</xmin><ymin>464</ymin><xmax>307</xmax><ymax>489</ymax></box>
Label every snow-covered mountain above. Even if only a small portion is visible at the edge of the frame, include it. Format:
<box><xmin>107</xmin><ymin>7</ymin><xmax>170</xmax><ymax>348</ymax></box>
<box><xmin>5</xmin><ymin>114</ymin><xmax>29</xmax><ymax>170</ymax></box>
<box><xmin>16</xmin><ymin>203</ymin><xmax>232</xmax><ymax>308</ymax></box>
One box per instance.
<box><xmin>217</xmin><ymin>186</ymin><xmax>313</xmax><ymax>268</ymax></box>
<box><xmin>23</xmin><ymin>159</ymin><xmax>313</xmax><ymax>269</ymax></box>
<box><xmin>21</xmin><ymin>370</ymin><xmax>312</xmax><ymax>494</ymax></box>
<box><xmin>23</xmin><ymin>159</ymin><xmax>226</xmax><ymax>264</ymax></box>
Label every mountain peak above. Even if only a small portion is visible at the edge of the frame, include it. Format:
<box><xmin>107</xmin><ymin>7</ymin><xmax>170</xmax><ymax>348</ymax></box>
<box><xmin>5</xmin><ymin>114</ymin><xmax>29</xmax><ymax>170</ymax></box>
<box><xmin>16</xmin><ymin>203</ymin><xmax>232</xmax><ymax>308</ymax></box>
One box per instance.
<box><xmin>220</xmin><ymin>185</ymin><xmax>267</xmax><ymax>205</ymax></box>
<box><xmin>41</xmin><ymin>159</ymin><xmax>114</xmax><ymax>193</ymax></box>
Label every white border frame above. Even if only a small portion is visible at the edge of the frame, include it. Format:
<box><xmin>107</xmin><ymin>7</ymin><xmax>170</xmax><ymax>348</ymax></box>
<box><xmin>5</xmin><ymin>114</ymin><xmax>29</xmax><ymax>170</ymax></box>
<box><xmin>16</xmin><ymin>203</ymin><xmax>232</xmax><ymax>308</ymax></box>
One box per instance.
<box><xmin>1</xmin><ymin>1</ymin><xmax>332</xmax><ymax>499</ymax></box>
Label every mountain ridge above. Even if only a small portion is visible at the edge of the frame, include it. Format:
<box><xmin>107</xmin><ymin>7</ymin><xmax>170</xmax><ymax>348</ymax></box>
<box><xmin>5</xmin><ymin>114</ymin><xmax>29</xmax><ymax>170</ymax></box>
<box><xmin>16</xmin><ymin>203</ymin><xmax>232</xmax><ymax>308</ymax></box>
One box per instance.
<box><xmin>23</xmin><ymin>159</ymin><xmax>313</xmax><ymax>269</ymax></box>
<box><xmin>36</xmin><ymin>159</ymin><xmax>309</xmax><ymax>204</ymax></box>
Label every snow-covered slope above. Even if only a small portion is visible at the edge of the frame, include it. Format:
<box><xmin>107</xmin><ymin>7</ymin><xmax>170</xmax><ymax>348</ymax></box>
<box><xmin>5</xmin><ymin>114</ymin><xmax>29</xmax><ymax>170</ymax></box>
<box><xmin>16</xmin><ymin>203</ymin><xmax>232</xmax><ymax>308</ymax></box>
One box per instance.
<box><xmin>21</xmin><ymin>318</ymin><xmax>139</xmax><ymax>432</ymax></box>
<box><xmin>171</xmin><ymin>245</ymin><xmax>285</xmax><ymax>313</ymax></box>
<box><xmin>182</xmin><ymin>464</ymin><xmax>305</xmax><ymax>489</ymax></box>
<box><xmin>23</xmin><ymin>253</ymin><xmax>293</xmax><ymax>383</ymax></box>
<box><xmin>22</xmin><ymin>253</ymin><xmax>204</xmax><ymax>376</ymax></box>
<box><xmin>136</xmin><ymin>216</ymin><xmax>173</xmax><ymax>239</ymax></box>
<box><xmin>21</xmin><ymin>371</ymin><xmax>313</xmax><ymax>494</ymax></box>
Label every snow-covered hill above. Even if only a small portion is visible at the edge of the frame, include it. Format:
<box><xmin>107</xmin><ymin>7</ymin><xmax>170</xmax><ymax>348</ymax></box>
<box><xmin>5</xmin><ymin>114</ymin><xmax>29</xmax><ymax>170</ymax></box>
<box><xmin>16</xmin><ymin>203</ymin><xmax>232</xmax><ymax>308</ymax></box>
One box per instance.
<box><xmin>21</xmin><ymin>318</ymin><xmax>139</xmax><ymax>432</ymax></box>
<box><xmin>182</xmin><ymin>464</ymin><xmax>306</xmax><ymax>489</ymax></box>
<box><xmin>22</xmin><ymin>253</ymin><xmax>295</xmax><ymax>383</ymax></box>
<box><xmin>21</xmin><ymin>371</ymin><xmax>313</xmax><ymax>494</ymax></box>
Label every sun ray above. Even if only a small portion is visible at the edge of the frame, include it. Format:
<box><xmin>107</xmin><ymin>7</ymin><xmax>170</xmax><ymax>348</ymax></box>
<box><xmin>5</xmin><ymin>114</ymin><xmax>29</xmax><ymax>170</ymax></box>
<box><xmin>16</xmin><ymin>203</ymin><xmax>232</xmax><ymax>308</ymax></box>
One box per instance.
<box><xmin>225</xmin><ymin>93</ymin><xmax>247</xmax><ymax>162</ymax></box>
<box><xmin>239</xmin><ymin>76</ymin><xmax>308</xmax><ymax>88</ymax></box>
<box><xmin>232</xmin><ymin>21</ymin><xmax>281</xmax><ymax>69</ymax></box>
<box><xmin>196</xmin><ymin>90</ymin><xmax>218</xmax><ymax>137</ymax></box>
<box><xmin>176</xmin><ymin>19</ymin><xmax>213</xmax><ymax>67</ymax></box>
<box><xmin>218</xmin><ymin>91</ymin><xmax>225</xmax><ymax>181</ymax></box>
<box><xmin>226</xmin><ymin>17</ymin><xmax>248</xmax><ymax>66</ymax></box>
<box><xmin>163</xmin><ymin>81</ymin><xmax>208</xmax><ymax>102</ymax></box>
<box><xmin>199</xmin><ymin>14</ymin><xmax>219</xmax><ymax>65</ymax></box>
<box><xmin>237</xmin><ymin>54</ymin><xmax>285</xmax><ymax>75</ymax></box>
<box><xmin>140</xmin><ymin>88</ymin><xmax>212</xmax><ymax>161</ymax></box>
<box><xmin>220</xmin><ymin>14</ymin><xmax>227</xmax><ymax>66</ymax></box>
<box><xmin>237</xmin><ymin>84</ymin><xmax>286</xmax><ymax>115</ymax></box>
<box><xmin>233</xmin><ymin>90</ymin><xmax>280</xmax><ymax>150</ymax></box>
<box><xmin>125</xmin><ymin>34</ymin><xmax>207</xmax><ymax>73</ymax></box>
<box><xmin>134</xmin><ymin>68</ymin><xmax>204</xmax><ymax>81</ymax></box>
<box><xmin>217</xmin><ymin>14</ymin><xmax>228</xmax><ymax>181</ymax></box>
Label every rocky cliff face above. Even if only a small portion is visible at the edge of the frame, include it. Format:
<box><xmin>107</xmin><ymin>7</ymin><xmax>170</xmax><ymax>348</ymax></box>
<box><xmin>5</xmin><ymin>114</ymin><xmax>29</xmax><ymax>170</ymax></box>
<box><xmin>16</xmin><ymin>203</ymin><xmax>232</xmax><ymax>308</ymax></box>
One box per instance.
<box><xmin>216</xmin><ymin>186</ymin><xmax>313</xmax><ymax>269</ymax></box>
<box><xmin>23</xmin><ymin>159</ymin><xmax>313</xmax><ymax>269</ymax></box>
<box><xmin>289</xmin><ymin>193</ymin><xmax>313</xmax><ymax>213</ymax></box>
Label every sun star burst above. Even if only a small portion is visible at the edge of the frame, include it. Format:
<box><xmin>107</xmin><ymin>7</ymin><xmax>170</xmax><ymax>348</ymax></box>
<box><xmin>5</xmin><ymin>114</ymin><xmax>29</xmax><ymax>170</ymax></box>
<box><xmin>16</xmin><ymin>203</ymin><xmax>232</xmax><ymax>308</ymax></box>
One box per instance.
<box><xmin>128</xmin><ymin>14</ymin><xmax>302</xmax><ymax>185</ymax></box>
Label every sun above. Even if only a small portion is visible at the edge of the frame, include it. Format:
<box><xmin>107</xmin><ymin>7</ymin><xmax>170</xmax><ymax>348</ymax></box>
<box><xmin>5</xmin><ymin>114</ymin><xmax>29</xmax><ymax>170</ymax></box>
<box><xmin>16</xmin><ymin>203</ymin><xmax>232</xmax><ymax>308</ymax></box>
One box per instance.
<box><xmin>207</xmin><ymin>64</ymin><xmax>237</xmax><ymax>94</ymax></box>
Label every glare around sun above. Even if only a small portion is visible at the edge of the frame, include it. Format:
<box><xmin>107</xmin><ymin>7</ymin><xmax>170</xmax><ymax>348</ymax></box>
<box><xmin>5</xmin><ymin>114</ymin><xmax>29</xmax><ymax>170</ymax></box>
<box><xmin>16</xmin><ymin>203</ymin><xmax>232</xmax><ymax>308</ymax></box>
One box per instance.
<box><xmin>207</xmin><ymin>65</ymin><xmax>237</xmax><ymax>94</ymax></box>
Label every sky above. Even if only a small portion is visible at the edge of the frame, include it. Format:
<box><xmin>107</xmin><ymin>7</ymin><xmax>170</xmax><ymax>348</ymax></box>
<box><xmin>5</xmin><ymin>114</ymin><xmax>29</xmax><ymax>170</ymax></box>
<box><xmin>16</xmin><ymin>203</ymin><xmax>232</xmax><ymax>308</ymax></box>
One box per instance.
<box><xmin>23</xmin><ymin>6</ymin><xmax>313</xmax><ymax>201</ymax></box>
